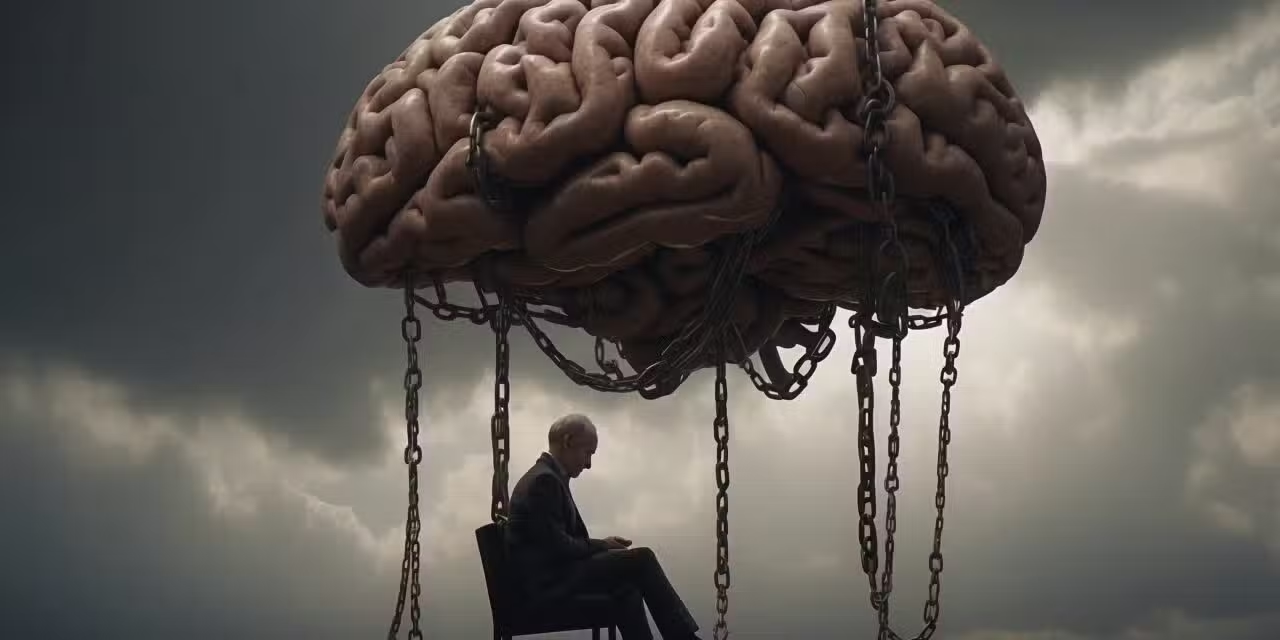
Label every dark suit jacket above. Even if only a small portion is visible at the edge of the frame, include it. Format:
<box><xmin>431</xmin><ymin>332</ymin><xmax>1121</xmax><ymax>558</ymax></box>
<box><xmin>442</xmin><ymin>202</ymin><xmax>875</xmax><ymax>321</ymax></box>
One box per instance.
<box><xmin>506</xmin><ymin>452</ymin><xmax>611</xmax><ymax>595</ymax></box>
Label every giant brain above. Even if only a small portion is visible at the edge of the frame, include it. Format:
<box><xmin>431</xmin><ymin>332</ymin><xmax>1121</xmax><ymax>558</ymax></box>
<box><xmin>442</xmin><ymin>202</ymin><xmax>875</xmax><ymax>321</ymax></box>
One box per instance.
<box><xmin>321</xmin><ymin>0</ymin><xmax>1046</xmax><ymax>379</ymax></box>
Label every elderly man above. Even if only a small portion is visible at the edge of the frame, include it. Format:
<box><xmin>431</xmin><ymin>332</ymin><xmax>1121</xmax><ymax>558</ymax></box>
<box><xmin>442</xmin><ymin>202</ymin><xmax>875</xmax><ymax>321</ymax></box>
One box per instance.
<box><xmin>506</xmin><ymin>413</ymin><xmax>702</xmax><ymax>640</ymax></box>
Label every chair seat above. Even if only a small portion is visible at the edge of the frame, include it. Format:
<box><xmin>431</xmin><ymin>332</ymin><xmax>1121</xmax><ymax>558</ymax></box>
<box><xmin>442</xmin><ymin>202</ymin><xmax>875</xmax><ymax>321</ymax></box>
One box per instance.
<box><xmin>477</xmin><ymin>522</ymin><xmax>619</xmax><ymax>638</ymax></box>
<box><xmin>503</xmin><ymin>592</ymin><xmax>619</xmax><ymax>635</ymax></box>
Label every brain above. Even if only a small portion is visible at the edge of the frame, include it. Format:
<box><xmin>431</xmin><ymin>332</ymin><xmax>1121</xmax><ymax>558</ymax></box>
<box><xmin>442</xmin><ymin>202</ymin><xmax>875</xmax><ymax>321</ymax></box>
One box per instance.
<box><xmin>321</xmin><ymin>0</ymin><xmax>1046</xmax><ymax>381</ymax></box>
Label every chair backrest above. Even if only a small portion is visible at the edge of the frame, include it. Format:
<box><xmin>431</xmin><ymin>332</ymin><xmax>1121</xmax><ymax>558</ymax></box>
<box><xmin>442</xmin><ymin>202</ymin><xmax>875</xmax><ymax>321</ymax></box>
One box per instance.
<box><xmin>475</xmin><ymin>522</ymin><xmax>514</xmax><ymax>623</ymax></box>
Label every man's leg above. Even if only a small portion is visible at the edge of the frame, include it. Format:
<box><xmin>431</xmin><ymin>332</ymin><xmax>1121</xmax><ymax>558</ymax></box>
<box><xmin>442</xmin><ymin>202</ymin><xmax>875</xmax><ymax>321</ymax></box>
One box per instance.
<box><xmin>562</xmin><ymin>547</ymin><xmax>699</xmax><ymax>639</ymax></box>
<box><xmin>613</xmin><ymin>586</ymin><xmax>653</xmax><ymax>640</ymax></box>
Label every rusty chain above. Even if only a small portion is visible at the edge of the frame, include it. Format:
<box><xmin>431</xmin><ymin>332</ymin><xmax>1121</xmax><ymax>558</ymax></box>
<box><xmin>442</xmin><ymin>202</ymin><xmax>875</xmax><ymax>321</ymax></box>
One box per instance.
<box><xmin>467</xmin><ymin>110</ymin><xmax>514</xmax><ymax>213</ymax></box>
<box><xmin>877</xmin><ymin>332</ymin><xmax>903</xmax><ymax>636</ymax></box>
<box><xmin>853</xmin><ymin>0</ymin><xmax>895</xmax><ymax>631</ymax></box>
<box><xmin>859</xmin><ymin>0</ymin><xmax>909</xmax><ymax>343</ymax></box>
<box><xmin>409</xmin><ymin>279</ymin><xmax>578</xmax><ymax>328</ymax></box>
<box><xmin>851</xmin><ymin>1</ymin><xmax>971</xmax><ymax>639</ymax></box>
<box><xmin>490</xmin><ymin>294</ymin><xmax>512</xmax><ymax>524</ymax></box>
<box><xmin>735</xmin><ymin>303</ymin><xmax>839</xmax><ymax>400</ymax></box>
<box><xmin>506</xmin><ymin>213</ymin><xmax>777</xmax><ymax>400</ymax></box>
<box><xmin>712</xmin><ymin>339</ymin><xmax>732</xmax><ymax>640</ymax></box>
<box><xmin>388</xmin><ymin>275</ymin><xmax>425</xmax><ymax>640</ymax></box>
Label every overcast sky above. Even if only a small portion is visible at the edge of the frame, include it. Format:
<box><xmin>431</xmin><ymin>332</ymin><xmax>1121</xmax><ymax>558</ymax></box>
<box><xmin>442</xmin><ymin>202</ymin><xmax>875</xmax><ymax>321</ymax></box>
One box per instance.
<box><xmin>3</xmin><ymin>0</ymin><xmax>1280</xmax><ymax>638</ymax></box>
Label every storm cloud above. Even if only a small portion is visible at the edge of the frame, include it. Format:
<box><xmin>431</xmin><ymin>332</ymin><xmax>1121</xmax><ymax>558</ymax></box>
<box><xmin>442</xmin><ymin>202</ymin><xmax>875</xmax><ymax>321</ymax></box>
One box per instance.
<box><xmin>3</xmin><ymin>0</ymin><xmax>1280</xmax><ymax>638</ymax></box>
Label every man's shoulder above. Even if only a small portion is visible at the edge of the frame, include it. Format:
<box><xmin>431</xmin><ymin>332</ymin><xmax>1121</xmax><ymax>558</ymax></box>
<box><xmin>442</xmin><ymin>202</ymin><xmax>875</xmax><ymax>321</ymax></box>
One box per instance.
<box><xmin>513</xmin><ymin>460</ymin><xmax>559</xmax><ymax>491</ymax></box>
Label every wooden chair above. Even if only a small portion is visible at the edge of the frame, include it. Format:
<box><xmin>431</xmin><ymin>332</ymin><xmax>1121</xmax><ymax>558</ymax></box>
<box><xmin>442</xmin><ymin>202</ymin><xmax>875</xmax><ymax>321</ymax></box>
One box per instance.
<box><xmin>476</xmin><ymin>522</ymin><xmax>620</xmax><ymax>639</ymax></box>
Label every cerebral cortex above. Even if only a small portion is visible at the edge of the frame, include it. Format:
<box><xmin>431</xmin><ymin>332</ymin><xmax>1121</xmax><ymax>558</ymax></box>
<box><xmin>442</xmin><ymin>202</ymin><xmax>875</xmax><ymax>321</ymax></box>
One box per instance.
<box><xmin>321</xmin><ymin>0</ymin><xmax>1046</xmax><ymax>376</ymax></box>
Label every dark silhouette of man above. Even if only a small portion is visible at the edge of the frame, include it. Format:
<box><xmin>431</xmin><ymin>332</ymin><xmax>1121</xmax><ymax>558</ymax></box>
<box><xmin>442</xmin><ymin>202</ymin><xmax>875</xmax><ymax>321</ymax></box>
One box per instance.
<box><xmin>506</xmin><ymin>413</ymin><xmax>702</xmax><ymax>640</ymax></box>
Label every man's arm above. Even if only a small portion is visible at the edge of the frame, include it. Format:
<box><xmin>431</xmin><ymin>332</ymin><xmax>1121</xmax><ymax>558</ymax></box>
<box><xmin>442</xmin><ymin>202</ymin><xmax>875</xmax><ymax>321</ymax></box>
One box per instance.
<box><xmin>519</xmin><ymin>474</ymin><xmax>610</xmax><ymax>561</ymax></box>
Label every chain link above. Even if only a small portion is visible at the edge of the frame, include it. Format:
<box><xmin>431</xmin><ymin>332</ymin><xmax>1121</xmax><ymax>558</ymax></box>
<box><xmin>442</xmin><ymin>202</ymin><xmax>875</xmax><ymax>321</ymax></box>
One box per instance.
<box><xmin>388</xmin><ymin>276</ymin><xmax>425</xmax><ymax>640</ymax></box>
<box><xmin>408</xmin><ymin>279</ymin><xmax>578</xmax><ymax>328</ymax></box>
<box><xmin>712</xmin><ymin>340</ymin><xmax>732</xmax><ymax>640</ymax></box>
<box><xmin>736</xmin><ymin>304</ymin><xmax>839</xmax><ymax>400</ymax></box>
<box><xmin>877</xmin><ymin>334</ymin><xmax>903</xmax><ymax>639</ymax></box>
<box><xmin>490</xmin><ymin>295</ymin><xmax>512</xmax><ymax>524</ymax></box>
<box><xmin>467</xmin><ymin>110</ymin><xmax>513</xmax><ymax>212</ymax></box>
<box><xmin>506</xmin><ymin>216</ymin><xmax>772</xmax><ymax>399</ymax></box>
<box><xmin>595</xmin><ymin>336</ymin><xmax>627</xmax><ymax>381</ymax></box>
<box><xmin>914</xmin><ymin>304</ymin><xmax>961</xmax><ymax>640</ymax></box>
<box><xmin>851</xmin><ymin>321</ymin><xmax>881</xmax><ymax>606</ymax></box>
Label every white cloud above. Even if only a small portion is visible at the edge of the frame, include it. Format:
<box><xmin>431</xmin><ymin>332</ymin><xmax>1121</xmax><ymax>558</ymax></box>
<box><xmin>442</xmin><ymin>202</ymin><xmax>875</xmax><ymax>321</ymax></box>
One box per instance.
<box><xmin>1188</xmin><ymin>379</ymin><xmax>1280</xmax><ymax>553</ymax></box>
<box><xmin>961</xmin><ymin>609</ymin><xmax>1280</xmax><ymax>640</ymax></box>
<box><xmin>1029</xmin><ymin>1</ymin><xmax>1280</xmax><ymax>205</ymax></box>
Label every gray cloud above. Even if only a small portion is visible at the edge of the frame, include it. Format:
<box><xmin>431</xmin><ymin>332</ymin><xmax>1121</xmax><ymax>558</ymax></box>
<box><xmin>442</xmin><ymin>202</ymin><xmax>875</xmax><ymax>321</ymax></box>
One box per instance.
<box><xmin>6</xmin><ymin>0</ymin><xmax>1275</xmax><ymax>469</ymax></box>
<box><xmin>4</xmin><ymin>1</ymin><xmax>1280</xmax><ymax>639</ymax></box>
<box><xmin>945</xmin><ymin>0</ymin><xmax>1274</xmax><ymax>94</ymax></box>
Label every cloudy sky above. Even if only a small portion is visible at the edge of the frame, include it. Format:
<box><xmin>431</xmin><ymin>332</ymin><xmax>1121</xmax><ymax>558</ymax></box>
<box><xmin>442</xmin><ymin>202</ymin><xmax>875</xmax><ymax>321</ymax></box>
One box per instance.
<box><xmin>4</xmin><ymin>0</ymin><xmax>1280</xmax><ymax>638</ymax></box>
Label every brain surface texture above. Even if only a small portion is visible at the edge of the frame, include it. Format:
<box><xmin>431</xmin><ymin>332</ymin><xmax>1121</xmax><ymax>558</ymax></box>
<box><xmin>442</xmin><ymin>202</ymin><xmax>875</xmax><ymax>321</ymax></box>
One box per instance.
<box><xmin>322</xmin><ymin>0</ymin><xmax>1046</xmax><ymax>373</ymax></box>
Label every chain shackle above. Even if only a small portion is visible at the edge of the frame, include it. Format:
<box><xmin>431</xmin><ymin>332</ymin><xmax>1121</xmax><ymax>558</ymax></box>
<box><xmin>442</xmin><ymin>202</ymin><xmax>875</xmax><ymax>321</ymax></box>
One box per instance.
<box><xmin>467</xmin><ymin>109</ymin><xmax>512</xmax><ymax>213</ymax></box>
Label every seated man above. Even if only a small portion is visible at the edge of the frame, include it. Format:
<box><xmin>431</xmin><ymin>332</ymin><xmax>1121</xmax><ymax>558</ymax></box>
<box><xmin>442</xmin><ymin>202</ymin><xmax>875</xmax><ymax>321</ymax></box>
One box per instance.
<box><xmin>505</xmin><ymin>413</ymin><xmax>702</xmax><ymax>640</ymax></box>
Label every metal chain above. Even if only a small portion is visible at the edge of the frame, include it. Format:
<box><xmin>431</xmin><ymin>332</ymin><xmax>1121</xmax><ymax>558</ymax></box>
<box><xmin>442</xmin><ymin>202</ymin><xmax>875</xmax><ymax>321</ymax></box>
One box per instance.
<box><xmin>912</xmin><ymin>304</ymin><xmax>961</xmax><ymax>640</ymax></box>
<box><xmin>490</xmin><ymin>295</ymin><xmax>512</xmax><ymax>524</ymax></box>
<box><xmin>859</xmin><ymin>0</ymin><xmax>910</xmax><ymax>344</ymax></box>
<box><xmin>878</xmin><ymin>334</ymin><xmax>903</xmax><ymax>638</ymax></box>
<box><xmin>910</xmin><ymin>207</ymin><xmax>969</xmax><ymax>640</ymax></box>
<box><xmin>851</xmin><ymin>321</ymin><xmax>881</xmax><ymax>611</ymax></box>
<box><xmin>595</xmin><ymin>336</ymin><xmax>627</xmax><ymax>381</ymax></box>
<box><xmin>851</xmin><ymin>2</ymin><xmax>971</xmax><ymax>639</ymax></box>
<box><xmin>712</xmin><ymin>339</ymin><xmax>732</xmax><ymax>640</ymax></box>
<box><xmin>735</xmin><ymin>304</ymin><xmax>839</xmax><ymax>400</ymax></box>
<box><xmin>506</xmin><ymin>220</ymin><xmax>770</xmax><ymax>399</ymax></box>
<box><xmin>852</xmin><ymin>0</ymin><xmax>895</xmax><ymax>623</ymax></box>
<box><xmin>388</xmin><ymin>276</ymin><xmax>425</xmax><ymax>640</ymax></box>
<box><xmin>467</xmin><ymin>110</ymin><xmax>513</xmax><ymax>212</ymax></box>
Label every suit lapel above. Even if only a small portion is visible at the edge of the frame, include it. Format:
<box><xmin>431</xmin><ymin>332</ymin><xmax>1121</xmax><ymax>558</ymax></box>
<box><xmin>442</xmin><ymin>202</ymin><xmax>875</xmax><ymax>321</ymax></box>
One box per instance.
<box><xmin>540</xmin><ymin>452</ymin><xmax>587</xmax><ymax>537</ymax></box>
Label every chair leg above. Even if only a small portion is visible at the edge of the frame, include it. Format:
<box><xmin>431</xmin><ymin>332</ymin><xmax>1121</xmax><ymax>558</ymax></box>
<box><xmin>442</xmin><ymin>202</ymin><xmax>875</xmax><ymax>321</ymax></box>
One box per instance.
<box><xmin>609</xmin><ymin>626</ymin><xmax>617</xmax><ymax>640</ymax></box>
<box><xmin>592</xmin><ymin>629</ymin><xmax>601</xmax><ymax>640</ymax></box>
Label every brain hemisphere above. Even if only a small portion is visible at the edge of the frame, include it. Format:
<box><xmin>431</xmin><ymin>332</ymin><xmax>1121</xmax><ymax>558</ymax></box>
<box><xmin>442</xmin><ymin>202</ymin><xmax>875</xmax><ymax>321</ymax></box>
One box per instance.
<box><xmin>477</xmin><ymin>0</ymin><xmax>653</xmax><ymax>185</ymax></box>
<box><xmin>321</xmin><ymin>0</ymin><xmax>1047</xmax><ymax>377</ymax></box>
<box><xmin>524</xmin><ymin>100</ymin><xmax>781</xmax><ymax>273</ymax></box>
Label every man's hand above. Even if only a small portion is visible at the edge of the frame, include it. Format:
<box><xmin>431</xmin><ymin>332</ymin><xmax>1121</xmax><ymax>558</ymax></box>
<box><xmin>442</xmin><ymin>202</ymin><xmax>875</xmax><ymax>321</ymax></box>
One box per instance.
<box><xmin>603</xmin><ymin>535</ymin><xmax>632</xmax><ymax>550</ymax></box>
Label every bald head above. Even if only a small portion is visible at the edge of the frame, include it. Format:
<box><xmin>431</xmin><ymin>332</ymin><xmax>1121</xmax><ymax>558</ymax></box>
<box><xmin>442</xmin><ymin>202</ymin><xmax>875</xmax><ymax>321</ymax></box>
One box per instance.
<box><xmin>549</xmin><ymin>413</ymin><xmax>596</xmax><ymax>445</ymax></box>
<box><xmin>548</xmin><ymin>413</ymin><xmax>598</xmax><ymax>478</ymax></box>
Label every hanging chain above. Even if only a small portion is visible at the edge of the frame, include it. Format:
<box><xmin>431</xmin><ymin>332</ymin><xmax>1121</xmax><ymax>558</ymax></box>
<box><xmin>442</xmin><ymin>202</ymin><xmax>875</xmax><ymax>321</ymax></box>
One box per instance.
<box><xmin>853</xmin><ymin>0</ymin><xmax>896</xmax><ymax>623</ymax></box>
<box><xmin>490</xmin><ymin>294</ymin><xmax>512</xmax><ymax>524</ymax></box>
<box><xmin>872</xmin><ymin>334</ymin><xmax>902</xmax><ymax>637</ymax></box>
<box><xmin>712</xmin><ymin>339</ymin><xmax>732</xmax><ymax>640</ymax></box>
<box><xmin>388</xmin><ymin>275</ymin><xmax>425</xmax><ymax>640</ymax></box>
<box><xmin>858</xmin><ymin>0</ymin><xmax>909</xmax><ymax>342</ymax></box>
<box><xmin>851</xmin><ymin>321</ymin><xmax>882</xmax><ymax>610</ymax></box>
<box><xmin>851</xmin><ymin>1</ymin><xmax>971</xmax><ymax>638</ymax></box>
<box><xmin>735</xmin><ymin>304</ymin><xmax>839</xmax><ymax>400</ymax></box>
<box><xmin>913</xmin><ymin>209</ymin><xmax>968</xmax><ymax>640</ymax></box>
<box><xmin>506</xmin><ymin>209</ymin><xmax>777</xmax><ymax>399</ymax></box>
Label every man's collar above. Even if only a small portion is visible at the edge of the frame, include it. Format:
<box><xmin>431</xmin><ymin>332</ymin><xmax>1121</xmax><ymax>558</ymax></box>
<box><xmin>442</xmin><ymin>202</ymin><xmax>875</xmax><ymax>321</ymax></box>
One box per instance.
<box><xmin>541</xmin><ymin>451</ymin><xmax>568</xmax><ymax>480</ymax></box>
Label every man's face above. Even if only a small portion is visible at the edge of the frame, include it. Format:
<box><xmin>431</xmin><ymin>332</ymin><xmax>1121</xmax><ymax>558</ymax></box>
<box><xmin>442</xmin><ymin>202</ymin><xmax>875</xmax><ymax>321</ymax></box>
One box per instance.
<box><xmin>562</xmin><ymin>430</ymin><xmax>597</xmax><ymax>478</ymax></box>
